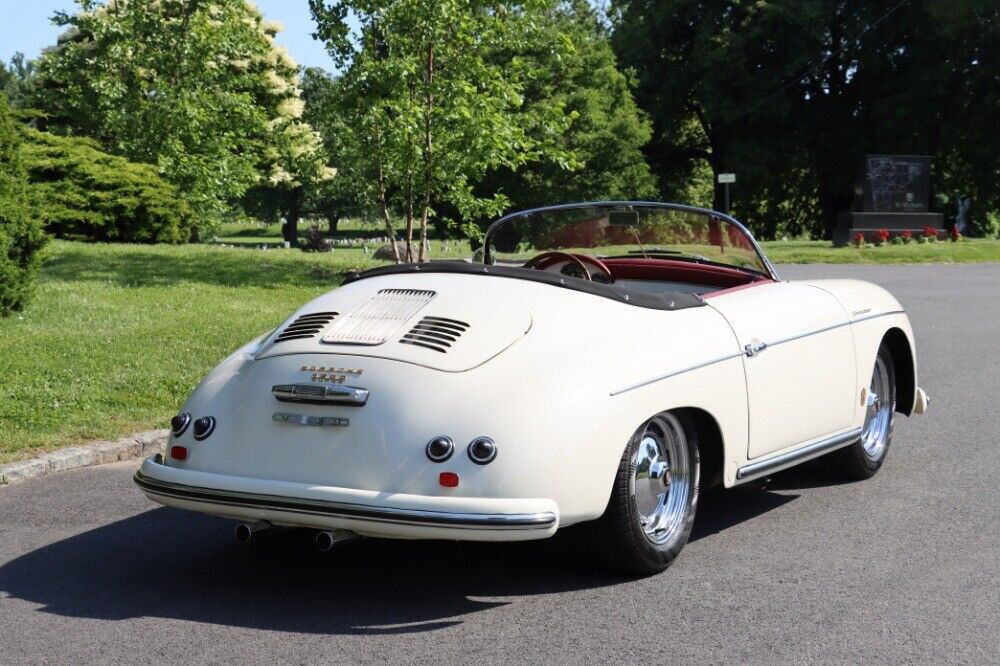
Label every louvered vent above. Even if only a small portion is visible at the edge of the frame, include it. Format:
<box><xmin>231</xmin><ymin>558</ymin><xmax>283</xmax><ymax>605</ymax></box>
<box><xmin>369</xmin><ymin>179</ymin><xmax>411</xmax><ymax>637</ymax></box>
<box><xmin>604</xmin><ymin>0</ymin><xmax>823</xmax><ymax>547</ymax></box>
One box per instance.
<box><xmin>323</xmin><ymin>289</ymin><xmax>436</xmax><ymax>345</ymax></box>
<box><xmin>399</xmin><ymin>316</ymin><xmax>470</xmax><ymax>353</ymax></box>
<box><xmin>274</xmin><ymin>312</ymin><xmax>338</xmax><ymax>343</ymax></box>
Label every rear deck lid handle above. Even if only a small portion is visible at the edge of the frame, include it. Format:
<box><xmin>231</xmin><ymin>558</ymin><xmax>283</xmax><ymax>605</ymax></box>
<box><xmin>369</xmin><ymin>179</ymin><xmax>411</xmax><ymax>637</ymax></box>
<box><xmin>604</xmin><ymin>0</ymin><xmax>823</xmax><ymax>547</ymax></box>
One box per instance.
<box><xmin>271</xmin><ymin>383</ymin><xmax>369</xmax><ymax>406</ymax></box>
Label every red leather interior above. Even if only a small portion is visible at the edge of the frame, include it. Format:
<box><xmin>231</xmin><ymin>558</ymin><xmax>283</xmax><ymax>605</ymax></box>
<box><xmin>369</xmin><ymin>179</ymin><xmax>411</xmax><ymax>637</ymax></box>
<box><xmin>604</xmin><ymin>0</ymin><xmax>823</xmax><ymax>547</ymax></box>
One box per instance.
<box><xmin>602</xmin><ymin>258</ymin><xmax>766</xmax><ymax>289</ymax></box>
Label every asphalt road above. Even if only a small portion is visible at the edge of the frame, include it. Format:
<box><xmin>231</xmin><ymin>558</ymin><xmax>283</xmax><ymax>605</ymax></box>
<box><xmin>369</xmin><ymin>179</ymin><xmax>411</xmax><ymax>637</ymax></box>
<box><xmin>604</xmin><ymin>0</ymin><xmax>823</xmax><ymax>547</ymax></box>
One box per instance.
<box><xmin>2</xmin><ymin>263</ymin><xmax>999</xmax><ymax>665</ymax></box>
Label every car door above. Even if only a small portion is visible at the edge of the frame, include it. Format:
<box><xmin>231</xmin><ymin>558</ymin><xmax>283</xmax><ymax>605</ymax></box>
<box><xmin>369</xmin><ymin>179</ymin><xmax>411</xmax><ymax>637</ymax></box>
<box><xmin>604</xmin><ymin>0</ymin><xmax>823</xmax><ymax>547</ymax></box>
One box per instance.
<box><xmin>707</xmin><ymin>281</ymin><xmax>857</xmax><ymax>459</ymax></box>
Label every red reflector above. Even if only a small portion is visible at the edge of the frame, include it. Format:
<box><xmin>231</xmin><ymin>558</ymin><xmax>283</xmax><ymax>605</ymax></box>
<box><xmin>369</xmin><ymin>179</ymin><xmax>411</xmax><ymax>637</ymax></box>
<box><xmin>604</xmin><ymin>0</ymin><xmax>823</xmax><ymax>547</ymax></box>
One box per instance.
<box><xmin>170</xmin><ymin>446</ymin><xmax>188</xmax><ymax>461</ymax></box>
<box><xmin>439</xmin><ymin>472</ymin><xmax>459</xmax><ymax>487</ymax></box>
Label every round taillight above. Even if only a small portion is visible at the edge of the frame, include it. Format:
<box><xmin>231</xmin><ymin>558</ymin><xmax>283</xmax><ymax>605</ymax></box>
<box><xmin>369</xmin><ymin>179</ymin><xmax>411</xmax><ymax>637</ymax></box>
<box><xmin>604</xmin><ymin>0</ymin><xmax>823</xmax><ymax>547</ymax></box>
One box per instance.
<box><xmin>425</xmin><ymin>436</ymin><xmax>454</xmax><ymax>463</ymax></box>
<box><xmin>193</xmin><ymin>416</ymin><xmax>216</xmax><ymax>441</ymax></box>
<box><xmin>170</xmin><ymin>412</ymin><xmax>191</xmax><ymax>437</ymax></box>
<box><xmin>467</xmin><ymin>437</ymin><xmax>497</xmax><ymax>465</ymax></box>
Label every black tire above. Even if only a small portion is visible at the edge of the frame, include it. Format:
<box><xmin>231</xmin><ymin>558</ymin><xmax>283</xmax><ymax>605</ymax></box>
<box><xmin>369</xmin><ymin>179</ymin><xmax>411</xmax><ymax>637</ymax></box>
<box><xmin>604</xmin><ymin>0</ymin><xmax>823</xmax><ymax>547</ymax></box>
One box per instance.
<box><xmin>587</xmin><ymin>411</ymin><xmax>700</xmax><ymax>576</ymax></box>
<box><xmin>831</xmin><ymin>342</ymin><xmax>896</xmax><ymax>480</ymax></box>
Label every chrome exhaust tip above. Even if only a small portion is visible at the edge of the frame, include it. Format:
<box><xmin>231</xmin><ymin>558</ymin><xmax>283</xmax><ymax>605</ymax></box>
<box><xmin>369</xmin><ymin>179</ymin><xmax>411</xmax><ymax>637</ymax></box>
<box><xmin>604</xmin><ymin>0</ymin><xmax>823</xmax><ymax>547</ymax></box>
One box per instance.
<box><xmin>315</xmin><ymin>529</ymin><xmax>354</xmax><ymax>552</ymax></box>
<box><xmin>234</xmin><ymin>520</ymin><xmax>271</xmax><ymax>543</ymax></box>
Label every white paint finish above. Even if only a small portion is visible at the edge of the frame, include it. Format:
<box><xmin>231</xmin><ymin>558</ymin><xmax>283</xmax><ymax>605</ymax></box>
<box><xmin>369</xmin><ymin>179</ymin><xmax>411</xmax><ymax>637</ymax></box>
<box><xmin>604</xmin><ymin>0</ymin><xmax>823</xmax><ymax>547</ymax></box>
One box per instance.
<box><xmin>797</xmin><ymin>280</ymin><xmax>917</xmax><ymax>420</ymax></box>
<box><xmin>256</xmin><ymin>274</ymin><xmax>532</xmax><ymax>372</ymax></box>
<box><xmin>141</xmin><ymin>265</ymin><xmax>925</xmax><ymax>539</ymax></box>
<box><xmin>797</xmin><ymin>279</ymin><xmax>904</xmax><ymax>321</ymax></box>
<box><xmin>708</xmin><ymin>281</ymin><xmax>857</xmax><ymax>459</ymax></box>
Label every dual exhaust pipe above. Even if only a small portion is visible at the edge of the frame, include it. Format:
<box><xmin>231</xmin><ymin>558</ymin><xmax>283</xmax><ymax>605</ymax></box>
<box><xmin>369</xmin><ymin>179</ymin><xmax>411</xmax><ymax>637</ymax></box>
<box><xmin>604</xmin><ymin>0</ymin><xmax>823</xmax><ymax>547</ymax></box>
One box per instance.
<box><xmin>234</xmin><ymin>521</ymin><xmax>354</xmax><ymax>551</ymax></box>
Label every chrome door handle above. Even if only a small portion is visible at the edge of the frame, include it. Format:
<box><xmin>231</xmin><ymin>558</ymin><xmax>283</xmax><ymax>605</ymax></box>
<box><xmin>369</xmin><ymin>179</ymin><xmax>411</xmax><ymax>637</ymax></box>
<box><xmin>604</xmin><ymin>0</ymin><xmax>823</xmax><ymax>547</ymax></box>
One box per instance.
<box><xmin>744</xmin><ymin>340</ymin><xmax>767</xmax><ymax>357</ymax></box>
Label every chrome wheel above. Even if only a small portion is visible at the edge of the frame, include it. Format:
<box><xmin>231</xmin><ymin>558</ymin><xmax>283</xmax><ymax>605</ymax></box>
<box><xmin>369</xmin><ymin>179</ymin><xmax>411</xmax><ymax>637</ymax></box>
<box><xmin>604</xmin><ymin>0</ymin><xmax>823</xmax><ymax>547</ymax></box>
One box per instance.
<box><xmin>861</xmin><ymin>355</ymin><xmax>894</xmax><ymax>460</ymax></box>
<box><xmin>630</xmin><ymin>413</ymin><xmax>692</xmax><ymax>546</ymax></box>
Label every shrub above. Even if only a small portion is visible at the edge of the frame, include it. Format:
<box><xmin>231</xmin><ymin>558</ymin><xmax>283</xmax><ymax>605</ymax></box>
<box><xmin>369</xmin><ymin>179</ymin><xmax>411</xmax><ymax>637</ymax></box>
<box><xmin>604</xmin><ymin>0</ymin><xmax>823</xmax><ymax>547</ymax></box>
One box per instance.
<box><xmin>875</xmin><ymin>228</ymin><xmax>890</xmax><ymax>245</ymax></box>
<box><xmin>0</xmin><ymin>96</ymin><xmax>48</xmax><ymax>316</ymax></box>
<box><xmin>922</xmin><ymin>225</ymin><xmax>939</xmax><ymax>241</ymax></box>
<box><xmin>299</xmin><ymin>223</ymin><xmax>332</xmax><ymax>252</ymax></box>
<box><xmin>900</xmin><ymin>229</ymin><xmax>913</xmax><ymax>244</ymax></box>
<box><xmin>20</xmin><ymin>128</ymin><xmax>193</xmax><ymax>243</ymax></box>
<box><xmin>853</xmin><ymin>232</ymin><xmax>866</xmax><ymax>248</ymax></box>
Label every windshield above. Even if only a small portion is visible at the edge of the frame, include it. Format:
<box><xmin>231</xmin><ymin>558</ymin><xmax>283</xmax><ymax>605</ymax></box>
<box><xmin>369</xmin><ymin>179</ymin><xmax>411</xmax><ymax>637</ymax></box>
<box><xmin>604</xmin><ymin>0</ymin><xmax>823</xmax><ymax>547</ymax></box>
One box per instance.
<box><xmin>484</xmin><ymin>202</ymin><xmax>772</xmax><ymax>277</ymax></box>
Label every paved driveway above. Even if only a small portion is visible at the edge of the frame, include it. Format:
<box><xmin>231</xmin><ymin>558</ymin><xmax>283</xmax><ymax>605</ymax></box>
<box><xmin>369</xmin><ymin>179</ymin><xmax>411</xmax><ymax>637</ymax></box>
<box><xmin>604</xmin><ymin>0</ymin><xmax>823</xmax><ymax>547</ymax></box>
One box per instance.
<box><xmin>1</xmin><ymin>264</ymin><xmax>998</xmax><ymax>664</ymax></box>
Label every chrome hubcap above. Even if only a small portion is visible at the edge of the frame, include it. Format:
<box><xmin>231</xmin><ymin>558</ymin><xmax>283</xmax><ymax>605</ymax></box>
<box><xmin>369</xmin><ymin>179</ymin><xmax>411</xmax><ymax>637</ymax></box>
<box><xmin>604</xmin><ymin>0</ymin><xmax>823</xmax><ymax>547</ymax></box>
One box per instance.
<box><xmin>630</xmin><ymin>413</ymin><xmax>690</xmax><ymax>546</ymax></box>
<box><xmin>861</xmin><ymin>356</ymin><xmax>893</xmax><ymax>460</ymax></box>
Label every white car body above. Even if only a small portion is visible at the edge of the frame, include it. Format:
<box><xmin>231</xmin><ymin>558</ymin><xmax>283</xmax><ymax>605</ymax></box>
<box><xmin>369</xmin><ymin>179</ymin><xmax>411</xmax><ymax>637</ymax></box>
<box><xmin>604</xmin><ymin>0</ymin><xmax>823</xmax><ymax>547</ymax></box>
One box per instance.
<box><xmin>135</xmin><ymin>202</ymin><xmax>928</xmax><ymax>546</ymax></box>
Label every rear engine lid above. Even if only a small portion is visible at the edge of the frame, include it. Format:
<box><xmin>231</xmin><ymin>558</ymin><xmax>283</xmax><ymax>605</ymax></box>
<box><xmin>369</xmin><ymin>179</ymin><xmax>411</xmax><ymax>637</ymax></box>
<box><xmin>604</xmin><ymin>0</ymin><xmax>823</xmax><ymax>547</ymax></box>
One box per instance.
<box><xmin>256</xmin><ymin>284</ymin><xmax>532</xmax><ymax>372</ymax></box>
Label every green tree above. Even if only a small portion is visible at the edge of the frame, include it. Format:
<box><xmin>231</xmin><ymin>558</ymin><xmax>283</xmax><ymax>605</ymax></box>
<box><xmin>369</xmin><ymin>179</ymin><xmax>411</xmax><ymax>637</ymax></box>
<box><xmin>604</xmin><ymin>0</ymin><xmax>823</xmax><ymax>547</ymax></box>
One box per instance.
<box><xmin>30</xmin><ymin>0</ymin><xmax>324</xmax><ymax>228</ymax></box>
<box><xmin>300</xmin><ymin>67</ymin><xmax>366</xmax><ymax>236</ymax></box>
<box><xmin>20</xmin><ymin>127</ymin><xmax>194</xmax><ymax>243</ymax></box>
<box><xmin>612</xmin><ymin>0</ymin><xmax>820</xmax><ymax>238</ymax></box>
<box><xmin>310</xmin><ymin>0</ymin><xmax>573</xmax><ymax>262</ymax></box>
<box><xmin>0</xmin><ymin>96</ymin><xmax>48</xmax><ymax>316</ymax></box>
<box><xmin>0</xmin><ymin>54</ymin><xmax>37</xmax><ymax>107</ymax></box>
<box><xmin>613</xmin><ymin>0</ymin><xmax>1000</xmax><ymax>238</ymax></box>
<box><xmin>924</xmin><ymin>0</ymin><xmax>1000</xmax><ymax>235</ymax></box>
<box><xmin>482</xmin><ymin>1</ymin><xmax>656</xmax><ymax>209</ymax></box>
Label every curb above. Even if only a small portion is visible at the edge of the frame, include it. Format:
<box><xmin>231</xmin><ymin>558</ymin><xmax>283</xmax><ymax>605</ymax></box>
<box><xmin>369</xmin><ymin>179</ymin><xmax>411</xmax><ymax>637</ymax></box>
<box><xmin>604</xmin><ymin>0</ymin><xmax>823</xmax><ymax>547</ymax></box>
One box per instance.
<box><xmin>0</xmin><ymin>429</ymin><xmax>169</xmax><ymax>488</ymax></box>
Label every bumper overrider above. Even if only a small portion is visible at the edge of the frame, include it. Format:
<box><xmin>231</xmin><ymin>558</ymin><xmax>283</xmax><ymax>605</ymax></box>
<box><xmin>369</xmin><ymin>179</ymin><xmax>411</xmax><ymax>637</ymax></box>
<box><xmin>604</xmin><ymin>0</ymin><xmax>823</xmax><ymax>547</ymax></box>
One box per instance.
<box><xmin>134</xmin><ymin>457</ymin><xmax>559</xmax><ymax>541</ymax></box>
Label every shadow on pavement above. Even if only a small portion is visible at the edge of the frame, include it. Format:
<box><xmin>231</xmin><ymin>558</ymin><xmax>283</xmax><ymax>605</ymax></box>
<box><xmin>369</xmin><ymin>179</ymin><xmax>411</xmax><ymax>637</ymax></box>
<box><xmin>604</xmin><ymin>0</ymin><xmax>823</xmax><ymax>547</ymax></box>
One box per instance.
<box><xmin>0</xmin><ymin>485</ymin><xmax>799</xmax><ymax>635</ymax></box>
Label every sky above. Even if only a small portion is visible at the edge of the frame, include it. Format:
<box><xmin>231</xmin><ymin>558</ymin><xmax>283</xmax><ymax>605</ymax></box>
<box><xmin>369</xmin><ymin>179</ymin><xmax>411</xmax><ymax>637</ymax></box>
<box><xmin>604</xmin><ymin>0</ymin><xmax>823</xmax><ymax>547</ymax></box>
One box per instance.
<box><xmin>0</xmin><ymin>0</ymin><xmax>340</xmax><ymax>71</ymax></box>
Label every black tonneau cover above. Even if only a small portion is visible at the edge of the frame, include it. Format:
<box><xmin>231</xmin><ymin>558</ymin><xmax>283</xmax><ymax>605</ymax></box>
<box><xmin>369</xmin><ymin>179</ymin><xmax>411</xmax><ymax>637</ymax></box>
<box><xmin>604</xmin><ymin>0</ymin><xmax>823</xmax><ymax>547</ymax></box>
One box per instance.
<box><xmin>342</xmin><ymin>261</ymin><xmax>706</xmax><ymax>311</ymax></box>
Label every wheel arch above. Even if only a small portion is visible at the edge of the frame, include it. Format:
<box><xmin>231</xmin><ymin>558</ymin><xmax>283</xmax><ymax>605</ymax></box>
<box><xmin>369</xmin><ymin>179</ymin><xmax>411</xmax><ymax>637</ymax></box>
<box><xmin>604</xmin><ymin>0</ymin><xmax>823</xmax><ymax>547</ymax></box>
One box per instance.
<box><xmin>674</xmin><ymin>407</ymin><xmax>725</xmax><ymax>489</ymax></box>
<box><xmin>882</xmin><ymin>327</ymin><xmax>915</xmax><ymax>416</ymax></box>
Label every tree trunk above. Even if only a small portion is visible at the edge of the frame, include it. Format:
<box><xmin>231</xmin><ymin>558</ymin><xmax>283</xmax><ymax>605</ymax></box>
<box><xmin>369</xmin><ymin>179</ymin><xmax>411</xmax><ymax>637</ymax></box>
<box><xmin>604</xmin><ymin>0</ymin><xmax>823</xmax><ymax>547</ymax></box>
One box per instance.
<box><xmin>419</xmin><ymin>41</ymin><xmax>434</xmax><ymax>263</ymax></box>
<box><xmin>404</xmin><ymin>174</ymin><xmax>415</xmax><ymax>262</ymax></box>
<box><xmin>326</xmin><ymin>210</ymin><xmax>340</xmax><ymax>236</ymax></box>
<box><xmin>280</xmin><ymin>188</ymin><xmax>303</xmax><ymax>246</ymax></box>
<box><xmin>376</xmin><ymin>152</ymin><xmax>401</xmax><ymax>263</ymax></box>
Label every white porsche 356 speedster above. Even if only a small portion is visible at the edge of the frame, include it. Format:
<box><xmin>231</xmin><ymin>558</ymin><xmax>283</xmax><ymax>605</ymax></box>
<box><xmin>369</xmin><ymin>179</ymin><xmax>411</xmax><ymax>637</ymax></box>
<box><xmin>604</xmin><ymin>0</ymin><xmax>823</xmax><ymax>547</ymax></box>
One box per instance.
<box><xmin>135</xmin><ymin>202</ymin><xmax>928</xmax><ymax>574</ymax></box>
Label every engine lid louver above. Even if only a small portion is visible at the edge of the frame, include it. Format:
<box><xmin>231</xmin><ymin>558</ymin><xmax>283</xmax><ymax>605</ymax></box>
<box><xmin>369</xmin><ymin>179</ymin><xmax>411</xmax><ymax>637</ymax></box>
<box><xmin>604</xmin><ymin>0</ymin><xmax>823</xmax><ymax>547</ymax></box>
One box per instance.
<box><xmin>399</xmin><ymin>316</ymin><xmax>470</xmax><ymax>353</ymax></box>
<box><xmin>273</xmin><ymin>312</ymin><xmax>339</xmax><ymax>343</ymax></box>
<box><xmin>323</xmin><ymin>289</ymin><xmax>436</xmax><ymax>345</ymax></box>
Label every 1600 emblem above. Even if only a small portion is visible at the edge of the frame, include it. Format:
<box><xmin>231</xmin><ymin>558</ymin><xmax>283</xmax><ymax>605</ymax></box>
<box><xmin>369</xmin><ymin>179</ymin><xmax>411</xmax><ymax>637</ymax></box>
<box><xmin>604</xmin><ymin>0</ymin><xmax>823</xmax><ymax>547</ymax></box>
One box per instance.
<box><xmin>301</xmin><ymin>365</ymin><xmax>363</xmax><ymax>384</ymax></box>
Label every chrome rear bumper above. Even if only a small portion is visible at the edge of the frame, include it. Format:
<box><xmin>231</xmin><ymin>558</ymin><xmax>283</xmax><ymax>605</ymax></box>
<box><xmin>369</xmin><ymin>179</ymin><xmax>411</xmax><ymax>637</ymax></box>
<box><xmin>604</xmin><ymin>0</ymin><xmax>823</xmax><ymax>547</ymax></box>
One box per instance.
<box><xmin>133</xmin><ymin>458</ymin><xmax>558</xmax><ymax>540</ymax></box>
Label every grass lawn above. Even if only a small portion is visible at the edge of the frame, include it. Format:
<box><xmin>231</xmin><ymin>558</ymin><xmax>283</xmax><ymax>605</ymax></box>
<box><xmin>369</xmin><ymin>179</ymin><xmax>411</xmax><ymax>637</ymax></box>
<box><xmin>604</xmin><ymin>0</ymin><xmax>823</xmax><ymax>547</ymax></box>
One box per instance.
<box><xmin>2</xmin><ymin>235</ymin><xmax>998</xmax><ymax>463</ymax></box>
<box><xmin>762</xmin><ymin>238</ymin><xmax>1000</xmax><ymax>264</ymax></box>
<box><xmin>0</xmin><ymin>241</ymin><xmax>379</xmax><ymax>464</ymax></box>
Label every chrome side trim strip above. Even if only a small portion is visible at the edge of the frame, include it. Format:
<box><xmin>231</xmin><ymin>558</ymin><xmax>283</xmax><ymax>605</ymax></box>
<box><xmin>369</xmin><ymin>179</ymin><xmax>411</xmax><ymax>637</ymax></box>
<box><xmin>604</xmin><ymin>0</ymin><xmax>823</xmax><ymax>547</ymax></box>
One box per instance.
<box><xmin>735</xmin><ymin>427</ymin><xmax>863</xmax><ymax>481</ymax></box>
<box><xmin>611</xmin><ymin>310</ymin><xmax>907</xmax><ymax>396</ymax></box>
<box><xmin>610</xmin><ymin>352</ymin><xmax>744</xmax><ymax>396</ymax></box>
<box><xmin>761</xmin><ymin>310</ymin><xmax>906</xmax><ymax>351</ymax></box>
<box><xmin>133</xmin><ymin>471</ymin><xmax>556</xmax><ymax>530</ymax></box>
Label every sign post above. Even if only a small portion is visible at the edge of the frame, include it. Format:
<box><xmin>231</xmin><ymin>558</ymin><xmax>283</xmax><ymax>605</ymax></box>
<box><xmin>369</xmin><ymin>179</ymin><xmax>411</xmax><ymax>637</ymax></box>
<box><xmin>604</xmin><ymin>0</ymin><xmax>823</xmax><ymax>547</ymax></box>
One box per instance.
<box><xmin>717</xmin><ymin>173</ymin><xmax>736</xmax><ymax>214</ymax></box>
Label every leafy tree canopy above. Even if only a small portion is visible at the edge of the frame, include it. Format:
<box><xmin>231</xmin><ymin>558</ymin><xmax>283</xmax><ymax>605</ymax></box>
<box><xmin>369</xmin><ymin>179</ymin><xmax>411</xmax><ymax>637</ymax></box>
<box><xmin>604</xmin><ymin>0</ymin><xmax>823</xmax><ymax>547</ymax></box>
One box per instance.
<box><xmin>481</xmin><ymin>0</ymin><xmax>657</xmax><ymax>210</ymax></box>
<box><xmin>613</xmin><ymin>0</ymin><xmax>1000</xmax><ymax>238</ymax></box>
<box><xmin>30</xmin><ymin>0</ymin><xmax>325</xmax><ymax>226</ymax></box>
<box><xmin>310</xmin><ymin>0</ymin><xmax>575</xmax><ymax>261</ymax></box>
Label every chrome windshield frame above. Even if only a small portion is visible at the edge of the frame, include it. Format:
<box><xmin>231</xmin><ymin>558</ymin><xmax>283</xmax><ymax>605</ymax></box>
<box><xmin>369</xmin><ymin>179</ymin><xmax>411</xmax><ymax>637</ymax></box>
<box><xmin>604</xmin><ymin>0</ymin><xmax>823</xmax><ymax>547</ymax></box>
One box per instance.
<box><xmin>483</xmin><ymin>201</ymin><xmax>781</xmax><ymax>282</ymax></box>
